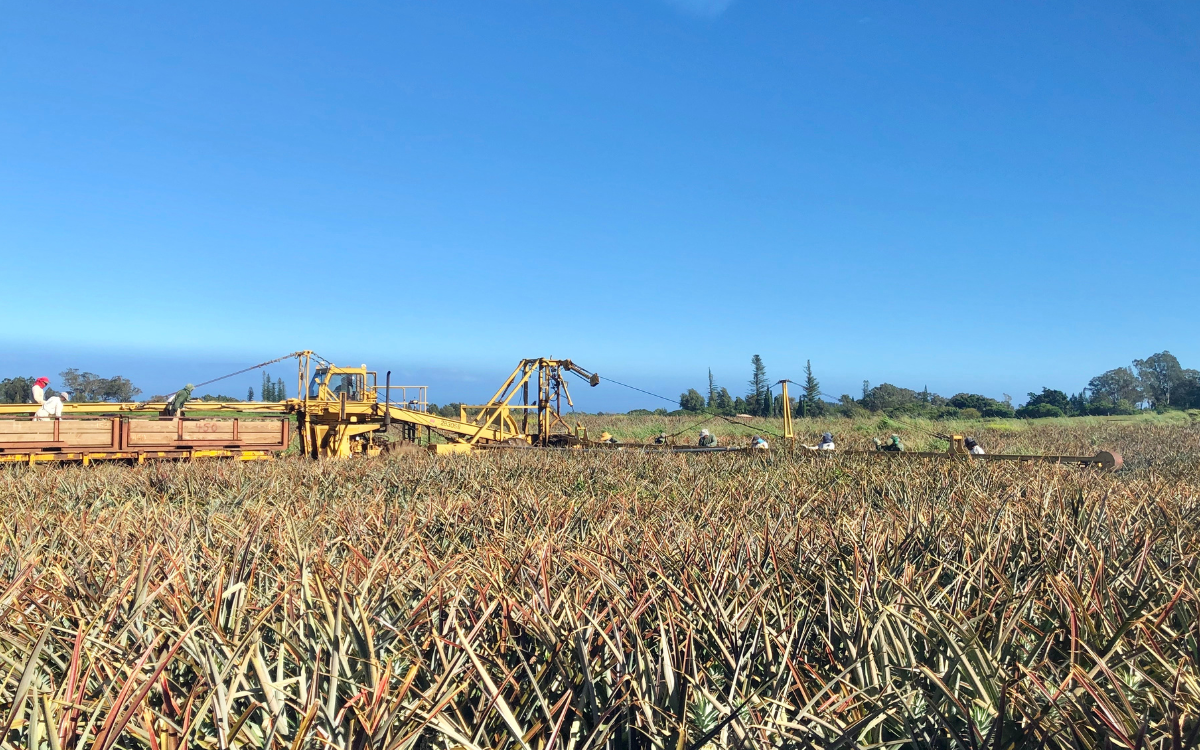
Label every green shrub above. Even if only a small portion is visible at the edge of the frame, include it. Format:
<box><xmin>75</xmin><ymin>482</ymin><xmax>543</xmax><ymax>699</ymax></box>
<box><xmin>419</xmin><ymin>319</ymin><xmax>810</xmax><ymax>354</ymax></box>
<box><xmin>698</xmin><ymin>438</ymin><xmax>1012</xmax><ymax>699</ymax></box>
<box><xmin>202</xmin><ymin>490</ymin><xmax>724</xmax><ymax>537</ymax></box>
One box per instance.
<box><xmin>1018</xmin><ymin>403</ymin><xmax>1065</xmax><ymax>419</ymax></box>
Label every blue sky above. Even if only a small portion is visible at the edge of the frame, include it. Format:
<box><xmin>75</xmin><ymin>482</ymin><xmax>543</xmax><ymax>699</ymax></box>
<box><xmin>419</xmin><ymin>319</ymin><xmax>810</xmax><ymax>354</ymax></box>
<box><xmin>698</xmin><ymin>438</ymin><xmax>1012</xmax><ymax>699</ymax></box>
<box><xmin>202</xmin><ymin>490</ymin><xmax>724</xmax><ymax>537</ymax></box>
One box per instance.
<box><xmin>2</xmin><ymin>1</ymin><xmax>1197</xmax><ymax>409</ymax></box>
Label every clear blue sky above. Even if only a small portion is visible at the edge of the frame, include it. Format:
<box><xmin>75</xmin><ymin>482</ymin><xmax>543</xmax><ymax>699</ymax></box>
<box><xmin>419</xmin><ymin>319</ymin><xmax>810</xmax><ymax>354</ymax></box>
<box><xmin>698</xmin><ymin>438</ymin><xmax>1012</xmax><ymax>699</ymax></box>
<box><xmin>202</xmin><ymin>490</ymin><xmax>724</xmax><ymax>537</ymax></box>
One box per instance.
<box><xmin>2</xmin><ymin>1</ymin><xmax>1197</xmax><ymax>409</ymax></box>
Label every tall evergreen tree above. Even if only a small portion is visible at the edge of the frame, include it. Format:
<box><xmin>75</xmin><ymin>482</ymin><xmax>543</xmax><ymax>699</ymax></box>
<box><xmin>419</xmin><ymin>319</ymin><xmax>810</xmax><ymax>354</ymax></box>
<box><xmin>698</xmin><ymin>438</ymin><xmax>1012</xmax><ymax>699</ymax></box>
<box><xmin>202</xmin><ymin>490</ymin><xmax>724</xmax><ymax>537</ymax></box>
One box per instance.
<box><xmin>713</xmin><ymin>387</ymin><xmax>733</xmax><ymax>414</ymax></box>
<box><xmin>802</xmin><ymin>360</ymin><xmax>823</xmax><ymax>417</ymax></box>
<box><xmin>707</xmin><ymin>369</ymin><xmax>717</xmax><ymax>408</ymax></box>
<box><xmin>275</xmin><ymin>377</ymin><xmax>287</xmax><ymax>401</ymax></box>
<box><xmin>261</xmin><ymin>371</ymin><xmax>274</xmax><ymax>402</ymax></box>
<box><xmin>747</xmin><ymin>355</ymin><xmax>768</xmax><ymax>415</ymax></box>
<box><xmin>247</xmin><ymin>387</ymin><xmax>254</xmax><ymax>401</ymax></box>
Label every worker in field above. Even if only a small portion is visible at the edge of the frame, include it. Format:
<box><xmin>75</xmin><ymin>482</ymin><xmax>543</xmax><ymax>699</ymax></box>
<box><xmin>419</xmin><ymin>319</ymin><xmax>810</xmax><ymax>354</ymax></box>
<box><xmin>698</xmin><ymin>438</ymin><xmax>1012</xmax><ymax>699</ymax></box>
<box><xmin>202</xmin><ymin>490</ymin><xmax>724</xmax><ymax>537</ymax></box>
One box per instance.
<box><xmin>874</xmin><ymin>434</ymin><xmax>904</xmax><ymax>452</ymax></box>
<box><xmin>32</xmin><ymin>377</ymin><xmax>69</xmax><ymax>420</ymax></box>
<box><xmin>750</xmin><ymin>435</ymin><xmax>769</xmax><ymax>450</ymax></box>
<box><xmin>817</xmin><ymin>432</ymin><xmax>835</xmax><ymax>450</ymax></box>
<box><xmin>163</xmin><ymin>384</ymin><xmax>194</xmax><ymax>417</ymax></box>
<box><xmin>598</xmin><ymin>431</ymin><xmax>618</xmax><ymax>445</ymax></box>
<box><xmin>965</xmin><ymin>437</ymin><xmax>985</xmax><ymax>455</ymax></box>
<box><xmin>653</xmin><ymin>431</ymin><xmax>668</xmax><ymax>445</ymax></box>
<box><xmin>698</xmin><ymin>428</ymin><xmax>717</xmax><ymax>447</ymax></box>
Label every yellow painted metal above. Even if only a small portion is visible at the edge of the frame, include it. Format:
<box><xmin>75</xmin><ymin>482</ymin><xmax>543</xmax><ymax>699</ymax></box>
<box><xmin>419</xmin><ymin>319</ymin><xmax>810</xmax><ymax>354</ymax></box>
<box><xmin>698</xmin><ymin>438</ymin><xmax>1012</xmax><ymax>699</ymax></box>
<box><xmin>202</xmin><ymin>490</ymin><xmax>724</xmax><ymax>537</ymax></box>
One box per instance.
<box><xmin>0</xmin><ymin>351</ymin><xmax>598</xmax><ymax>462</ymax></box>
<box><xmin>291</xmin><ymin>354</ymin><xmax>595</xmax><ymax>458</ymax></box>
<box><xmin>780</xmin><ymin>381</ymin><xmax>795</xmax><ymax>442</ymax></box>
<box><xmin>0</xmin><ymin>401</ymin><xmax>289</xmax><ymax>416</ymax></box>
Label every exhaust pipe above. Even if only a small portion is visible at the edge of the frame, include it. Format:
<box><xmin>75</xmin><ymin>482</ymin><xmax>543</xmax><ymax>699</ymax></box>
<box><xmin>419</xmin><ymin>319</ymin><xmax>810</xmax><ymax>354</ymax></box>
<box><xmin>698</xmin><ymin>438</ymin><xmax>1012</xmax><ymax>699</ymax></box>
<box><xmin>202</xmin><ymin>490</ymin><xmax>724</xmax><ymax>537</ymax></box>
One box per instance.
<box><xmin>383</xmin><ymin>371</ymin><xmax>391</xmax><ymax>432</ymax></box>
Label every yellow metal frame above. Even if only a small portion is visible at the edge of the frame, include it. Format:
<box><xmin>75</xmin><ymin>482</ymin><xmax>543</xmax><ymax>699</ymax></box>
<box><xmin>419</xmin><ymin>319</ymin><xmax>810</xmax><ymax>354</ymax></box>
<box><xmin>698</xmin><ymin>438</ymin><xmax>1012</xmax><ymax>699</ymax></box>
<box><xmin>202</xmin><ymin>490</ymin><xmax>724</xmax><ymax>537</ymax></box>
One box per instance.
<box><xmin>292</xmin><ymin>354</ymin><xmax>596</xmax><ymax>457</ymax></box>
<box><xmin>0</xmin><ymin>351</ymin><xmax>598</xmax><ymax>462</ymax></box>
<box><xmin>780</xmin><ymin>380</ymin><xmax>795</xmax><ymax>443</ymax></box>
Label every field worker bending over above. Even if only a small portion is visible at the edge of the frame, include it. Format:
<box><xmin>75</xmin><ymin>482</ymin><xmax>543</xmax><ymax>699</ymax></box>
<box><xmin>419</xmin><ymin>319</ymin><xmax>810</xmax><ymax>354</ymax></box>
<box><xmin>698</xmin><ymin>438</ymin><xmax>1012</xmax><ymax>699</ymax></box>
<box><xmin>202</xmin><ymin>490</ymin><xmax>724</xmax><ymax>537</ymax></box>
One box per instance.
<box><xmin>874</xmin><ymin>434</ymin><xmax>904</xmax><ymax>452</ymax></box>
<box><xmin>802</xmin><ymin>432</ymin><xmax>836</xmax><ymax>451</ymax></box>
<box><xmin>750</xmin><ymin>435</ymin><xmax>769</xmax><ymax>450</ymax></box>
<box><xmin>32</xmin><ymin>377</ymin><xmax>69</xmax><ymax>420</ymax></box>
<box><xmin>965</xmin><ymin>437</ymin><xmax>985</xmax><ymax>455</ymax></box>
<box><xmin>698</xmin><ymin>429</ymin><xmax>717</xmax><ymax>447</ymax></box>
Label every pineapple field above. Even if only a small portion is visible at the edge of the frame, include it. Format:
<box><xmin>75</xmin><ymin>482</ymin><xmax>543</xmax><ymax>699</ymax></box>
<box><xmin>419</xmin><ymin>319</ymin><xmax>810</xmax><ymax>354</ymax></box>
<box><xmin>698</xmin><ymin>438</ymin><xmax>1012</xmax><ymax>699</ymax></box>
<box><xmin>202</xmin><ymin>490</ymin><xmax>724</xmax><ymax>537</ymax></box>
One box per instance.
<box><xmin>2</xmin><ymin>417</ymin><xmax>1199</xmax><ymax>749</ymax></box>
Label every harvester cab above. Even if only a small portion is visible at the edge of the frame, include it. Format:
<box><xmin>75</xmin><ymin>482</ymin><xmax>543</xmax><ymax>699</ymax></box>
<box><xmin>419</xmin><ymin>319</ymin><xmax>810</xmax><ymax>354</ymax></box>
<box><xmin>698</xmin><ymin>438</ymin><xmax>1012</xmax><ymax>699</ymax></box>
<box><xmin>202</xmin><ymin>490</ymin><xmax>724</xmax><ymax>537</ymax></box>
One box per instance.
<box><xmin>306</xmin><ymin>365</ymin><xmax>374</xmax><ymax>404</ymax></box>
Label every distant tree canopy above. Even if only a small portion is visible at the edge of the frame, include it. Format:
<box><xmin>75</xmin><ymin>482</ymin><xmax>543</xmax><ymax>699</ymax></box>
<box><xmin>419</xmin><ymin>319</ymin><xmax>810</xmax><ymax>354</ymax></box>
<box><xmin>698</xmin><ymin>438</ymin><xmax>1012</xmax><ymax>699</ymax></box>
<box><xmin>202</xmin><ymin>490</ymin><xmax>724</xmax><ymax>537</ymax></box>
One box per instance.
<box><xmin>1016</xmin><ymin>388</ymin><xmax>1071</xmax><ymax>418</ymax></box>
<box><xmin>1020</xmin><ymin>403</ymin><xmax>1066</xmax><ymax>419</ymax></box>
<box><xmin>678</xmin><ymin>388</ymin><xmax>706</xmax><ymax>412</ymax></box>
<box><xmin>0</xmin><ymin>377</ymin><xmax>37</xmax><ymax>404</ymax></box>
<box><xmin>58</xmin><ymin>369</ymin><xmax>142</xmax><ymax>402</ymax></box>
<box><xmin>676</xmin><ymin>350</ymin><xmax>1199</xmax><ymax>424</ymax></box>
<box><xmin>1087</xmin><ymin>367</ymin><xmax>1142</xmax><ymax>406</ymax></box>
<box><xmin>426</xmin><ymin>403</ymin><xmax>466</xmax><ymax>419</ymax></box>
<box><xmin>1</xmin><ymin>371</ymin><xmax>143</xmax><ymax>404</ymax></box>
<box><xmin>260</xmin><ymin>373</ymin><xmax>289</xmax><ymax>402</ymax></box>
<box><xmin>948</xmin><ymin>393</ymin><xmax>1015</xmax><ymax>418</ymax></box>
<box><xmin>1134</xmin><ymin>351</ymin><xmax>1184</xmax><ymax>408</ymax></box>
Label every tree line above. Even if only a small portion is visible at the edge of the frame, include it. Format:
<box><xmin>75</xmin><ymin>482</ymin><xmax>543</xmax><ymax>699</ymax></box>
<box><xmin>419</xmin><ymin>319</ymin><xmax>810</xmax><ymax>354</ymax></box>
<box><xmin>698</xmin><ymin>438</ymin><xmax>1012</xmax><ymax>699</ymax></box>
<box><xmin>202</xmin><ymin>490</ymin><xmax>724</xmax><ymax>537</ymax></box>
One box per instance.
<box><xmin>254</xmin><ymin>371</ymin><xmax>289</xmax><ymax>402</ymax></box>
<box><xmin>677</xmin><ymin>350</ymin><xmax>1200</xmax><ymax>420</ymax></box>
<box><xmin>0</xmin><ymin>370</ymin><xmax>142</xmax><ymax>404</ymax></box>
<box><xmin>0</xmin><ymin>368</ymin><xmax>293</xmax><ymax>404</ymax></box>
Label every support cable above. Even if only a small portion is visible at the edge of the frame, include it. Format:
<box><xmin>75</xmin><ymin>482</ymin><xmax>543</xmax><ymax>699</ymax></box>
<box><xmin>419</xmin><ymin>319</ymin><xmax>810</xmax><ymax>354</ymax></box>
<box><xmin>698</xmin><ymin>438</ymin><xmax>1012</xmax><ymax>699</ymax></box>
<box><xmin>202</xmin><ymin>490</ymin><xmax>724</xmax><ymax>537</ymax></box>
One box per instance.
<box><xmin>164</xmin><ymin>351</ymin><xmax>327</xmax><ymax>400</ymax></box>
<box><xmin>601</xmin><ymin>377</ymin><xmax>789</xmax><ymax>440</ymax></box>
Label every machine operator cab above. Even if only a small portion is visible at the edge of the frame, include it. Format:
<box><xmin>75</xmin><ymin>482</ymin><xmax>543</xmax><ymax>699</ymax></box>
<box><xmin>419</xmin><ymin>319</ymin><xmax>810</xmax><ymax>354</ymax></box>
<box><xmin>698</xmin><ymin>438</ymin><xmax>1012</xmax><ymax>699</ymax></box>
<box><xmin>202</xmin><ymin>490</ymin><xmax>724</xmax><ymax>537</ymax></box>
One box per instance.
<box><xmin>307</xmin><ymin>366</ymin><xmax>375</xmax><ymax>403</ymax></box>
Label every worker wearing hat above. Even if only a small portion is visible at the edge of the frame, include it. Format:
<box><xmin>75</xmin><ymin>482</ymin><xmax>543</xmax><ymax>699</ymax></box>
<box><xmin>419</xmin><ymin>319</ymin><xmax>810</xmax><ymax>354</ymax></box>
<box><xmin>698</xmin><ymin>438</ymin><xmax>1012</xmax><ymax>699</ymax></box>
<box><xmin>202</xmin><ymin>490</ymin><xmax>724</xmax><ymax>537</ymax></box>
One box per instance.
<box><xmin>698</xmin><ymin>428</ymin><xmax>717</xmax><ymax>447</ymax></box>
<box><xmin>32</xmin><ymin>377</ymin><xmax>69</xmax><ymax>421</ymax></box>
<box><xmin>874</xmin><ymin>434</ymin><xmax>904</xmax><ymax>452</ymax></box>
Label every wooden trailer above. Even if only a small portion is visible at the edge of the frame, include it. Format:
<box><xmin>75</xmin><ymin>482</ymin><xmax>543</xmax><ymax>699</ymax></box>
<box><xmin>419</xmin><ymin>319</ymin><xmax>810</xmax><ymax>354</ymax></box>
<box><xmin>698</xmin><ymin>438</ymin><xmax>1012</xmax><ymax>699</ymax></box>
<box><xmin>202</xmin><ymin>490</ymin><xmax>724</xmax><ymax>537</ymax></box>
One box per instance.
<box><xmin>0</xmin><ymin>416</ymin><xmax>290</xmax><ymax>465</ymax></box>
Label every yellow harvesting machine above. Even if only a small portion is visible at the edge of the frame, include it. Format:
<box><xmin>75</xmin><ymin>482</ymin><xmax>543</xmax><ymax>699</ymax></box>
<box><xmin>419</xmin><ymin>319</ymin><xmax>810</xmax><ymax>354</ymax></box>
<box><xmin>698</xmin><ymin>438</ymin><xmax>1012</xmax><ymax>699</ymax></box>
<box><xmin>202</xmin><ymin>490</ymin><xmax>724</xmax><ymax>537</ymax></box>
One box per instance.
<box><xmin>0</xmin><ymin>352</ymin><xmax>600</xmax><ymax>464</ymax></box>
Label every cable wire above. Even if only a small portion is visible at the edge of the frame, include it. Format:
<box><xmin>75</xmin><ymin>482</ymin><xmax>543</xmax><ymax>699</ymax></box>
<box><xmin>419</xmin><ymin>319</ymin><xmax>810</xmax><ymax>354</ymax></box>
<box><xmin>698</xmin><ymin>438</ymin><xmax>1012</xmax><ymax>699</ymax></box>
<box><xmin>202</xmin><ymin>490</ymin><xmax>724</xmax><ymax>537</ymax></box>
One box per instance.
<box><xmin>189</xmin><ymin>352</ymin><xmax>309</xmax><ymax>390</ymax></box>
<box><xmin>602</xmin><ymin>376</ymin><xmax>789</xmax><ymax>440</ymax></box>
<box><xmin>165</xmin><ymin>351</ymin><xmax>328</xmax><ymax>400</ymax></box>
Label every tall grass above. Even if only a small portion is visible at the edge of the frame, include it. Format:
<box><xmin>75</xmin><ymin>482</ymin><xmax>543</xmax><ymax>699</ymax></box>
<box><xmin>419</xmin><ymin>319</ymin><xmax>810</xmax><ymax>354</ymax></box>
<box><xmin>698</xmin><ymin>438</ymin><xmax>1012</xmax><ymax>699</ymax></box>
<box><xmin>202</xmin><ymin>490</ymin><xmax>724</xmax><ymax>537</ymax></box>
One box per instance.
<box><xmin>2</xmin><ymin>420</ymin><xmax>1199</xmax><ymax>748</ymax></box>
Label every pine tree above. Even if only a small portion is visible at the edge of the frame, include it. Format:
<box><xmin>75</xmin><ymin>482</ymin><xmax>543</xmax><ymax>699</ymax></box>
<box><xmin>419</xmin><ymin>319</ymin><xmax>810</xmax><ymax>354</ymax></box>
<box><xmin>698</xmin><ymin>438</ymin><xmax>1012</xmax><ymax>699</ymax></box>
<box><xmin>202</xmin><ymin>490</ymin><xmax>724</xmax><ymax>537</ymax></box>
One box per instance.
<box><xmin>802</xmin><ymin>360</ymin><xmax>822</xmax><ymax>417</ymax></box>
<box><xmin>748</xmin><ymin>355</ymin><xmax>768</xmax><ymax>415</ymax></box>
<box><xmin>714</xmin><ymin>387</ymin><xmax>733</xmax><ymax>415</ymax></box>
<box><xmin>275</xmin><ymin>377</ymin><xmax>287</xmax><ymax>401</ymax></box>
<box><xmin>261</xmin><ymin>372</ymin><xmax>273</xmax><ymax>402</ymax></box>
<box><xmin>707</xmin><ymin>369</ymin><xmax>717</xmax><ymax>409</ymax></box>
<box><xmin>247</xmin><ymin>387</ymin><xmax>254</xmax><ymax>401</ymax></box>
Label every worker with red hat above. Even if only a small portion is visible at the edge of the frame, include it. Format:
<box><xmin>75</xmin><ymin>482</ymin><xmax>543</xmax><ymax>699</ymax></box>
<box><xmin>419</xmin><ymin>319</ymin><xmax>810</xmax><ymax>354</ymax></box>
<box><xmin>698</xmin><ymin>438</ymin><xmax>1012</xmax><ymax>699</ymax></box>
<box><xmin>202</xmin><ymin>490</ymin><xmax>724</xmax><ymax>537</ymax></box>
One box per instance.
<box><xmin>32</xmin><ymin>377</ymin><xmax>69</xmax><ymax>421</ymax></box>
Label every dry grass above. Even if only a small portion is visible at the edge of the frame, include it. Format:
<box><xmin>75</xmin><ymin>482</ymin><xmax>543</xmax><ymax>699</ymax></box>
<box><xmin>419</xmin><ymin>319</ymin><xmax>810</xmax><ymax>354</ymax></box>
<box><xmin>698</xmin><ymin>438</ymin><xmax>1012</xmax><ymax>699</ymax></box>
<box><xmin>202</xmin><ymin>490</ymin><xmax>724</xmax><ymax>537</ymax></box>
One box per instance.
<box><xmin>2</xmin><ymin>419</ymin><xmax>1199</xmax><ymax>748</ymax></box>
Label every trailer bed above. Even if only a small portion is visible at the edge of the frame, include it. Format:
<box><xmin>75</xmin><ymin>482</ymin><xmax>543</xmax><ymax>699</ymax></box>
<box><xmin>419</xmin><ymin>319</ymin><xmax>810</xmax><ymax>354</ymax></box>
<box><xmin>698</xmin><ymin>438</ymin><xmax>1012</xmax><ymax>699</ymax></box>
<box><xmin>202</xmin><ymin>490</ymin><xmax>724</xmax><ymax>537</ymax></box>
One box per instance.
<box><xmin>0</xmin><ymin>416</ymin><xmax>290</xmax><ymax>464</ymax></box>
